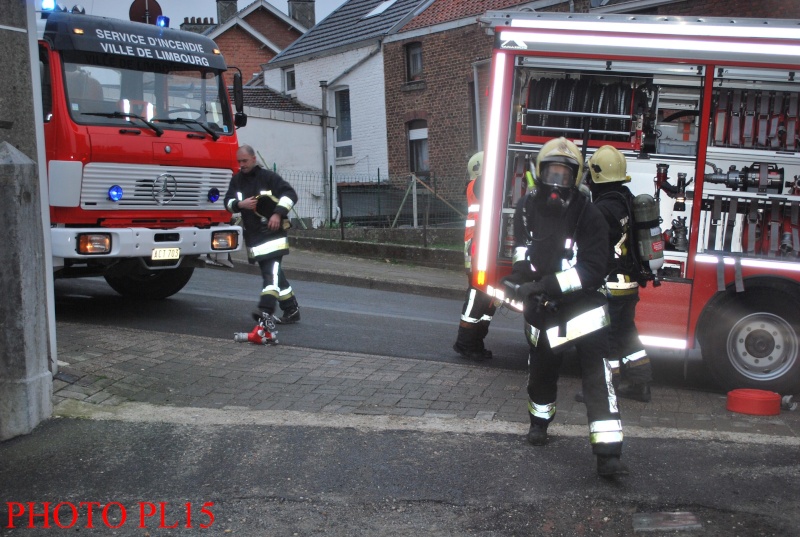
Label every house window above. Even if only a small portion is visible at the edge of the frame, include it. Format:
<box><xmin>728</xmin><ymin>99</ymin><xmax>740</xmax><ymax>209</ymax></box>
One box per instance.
<box><xmin>284</xmin><ymin>68</ymin><xmax>296</xmax><ymax>93</ymax></box>
<box><xmin>335</xmin><ymin>89</ymin><xmax>352</xmax><ymax>158</ymax></box>
<box><xmin>406</xmin><ymin>42</ymin><xmax>423</xmax><ymax>82</ymax></box>
<box><xmin>408</xmin><ymin>119</ymin><xmax>429</xmax><ymax>176</ymax></box>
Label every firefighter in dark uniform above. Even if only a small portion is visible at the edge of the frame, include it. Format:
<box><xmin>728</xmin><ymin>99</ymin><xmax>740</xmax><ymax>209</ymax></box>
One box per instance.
<box><xmin>224</xmin><ymin>145</ymin><xmax>300</xmax><ymax>330</ymax></box>
<box><xmin>502</xmin><ymin>138</ymin><xmax>628</xmax><ymax>477</ymax></box>
<box><xmin>586</xmin><ymin>145</ymin><xmax>652</xmax><ymax>402</ymax></box>
<box><xmin>453</xmin><ymin>152</ymin><xmax>497</xmax><ymax>360</ymax></box>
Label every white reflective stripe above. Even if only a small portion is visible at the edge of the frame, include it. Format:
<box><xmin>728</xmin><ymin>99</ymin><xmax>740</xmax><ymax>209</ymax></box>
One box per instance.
<box><xmin>590</xmin><ymin>420</ymin><xmax>623</xmax><ymax>433</ymax></box>
<box><xmin>621</xmin><ymin>349</ymin><xmax>648</xmax><ymax>365</ymax></box>
<box><xmin>512</xmin><ymin>246</ymin><xmax>528</xmax><ymax>264</ymax></box>
<box><xmin>278</xmin><ymin>195</ymin><xmax>294</xmax><ymax>211</ymax></box>
<box><xmin>461</xmin><ymin>289</ymin><xmax>480</xmax><ymax>323</ymax></box>
<box><xmin>468</xmin><ymin>204</ymin><xmax>480</xmax><ymax>212</ymax></box>
<box><xmin>638</xmin><ymin>335</ymin><xmax>687</xmax><ymax>349</ymax></box>
<box><xmin>249</xmin><ymin>236</ymin><xmax>289</xmax><ymax>258</ymax></box>
<box><xmin>695</xmin><ymin>254</ymin><xmax>800</xmax><ymax>272</ymax></box>
<box><xmin>226</xmin><ymin>198</ymin><xmax>238</xmax><ymax>211</ymax></box>
<box><xmin>591</xmin><ymin>431</ymin><xmax>624</xmax><ymax>444</ymax></box>
<box><xmin>547</xmin><ymin>305</ymin><xmax>609</xmax><ymax>348</ymax></box>
<box><xmin>507</xmin><ymin>17</ymin><xmax>800</xmax><ymax>40</ymax></box>
<box><xmin>480</xmin><ymin>314</ymin><xmax>493</xmax><ymax>322</ymax></box>
<box><xmin>278</xmin><ymin>286</ymin><xmax>294</xmax><ymax>299</ymax></box>
<box><xmin>465</xmin><ymin>220</ymin><xmax>476</xmax><ymax>228</ymax></box>
<box><xmin>261</xmin><ymin>262</ymin><xmax>281</xmax><ymax>296</ymax></box>
<box><xmin>590</xmin><ymin>420</ymin><xmax>623</xmax><ymax>445</ymax></box>
<box><xmin>525</xmin><ymin>323</ymin><xmax>540</xmax><ymax>346</ymax></box>
<box><xmin>607</xmin><ymin>359</ymin><xmax>620</xmax><ymax>369</ymax></box>
<box><xmin>499</xmin><ymin>29</ymin><xmax>800</xmax><ymax>59</ymax></box>
<box><xmin>604</xmin><ymin>358</ymin><xmax>619</xmax><ymax>414</ymax></box>
<box><xmin>260</xmin><ymin>284</ymin><xmax>279</xmax><ymax>296</ymax></box>
<box><xmin>474</xmin><ymin>51</ymin><xmax>507</xmax><ymax>274</ymax></box>
<box><xmin>556</xmin><ymin>267</ymin><xmax>582</xmax><ymax>293</ymax></box>
<box><xmin>528</xmin><ymin>400</ymin><xmax>555</xmax><ymax>420</ymax></box>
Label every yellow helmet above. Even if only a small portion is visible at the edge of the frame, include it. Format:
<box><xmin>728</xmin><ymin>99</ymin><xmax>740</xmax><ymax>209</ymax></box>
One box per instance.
<box><xmin>467</xmin><ymin>151</ymin><xmax>483</xmax><ymax>180</ymax></box>
<box><xmin>535</xmin><ymin>137</ymin><xmax>583</xmax><ymax>189</ymax></box>
<box><xmin>589</xmin><ymin>145</ymin><xmax>630</xmax><ymax>184</ymax></box>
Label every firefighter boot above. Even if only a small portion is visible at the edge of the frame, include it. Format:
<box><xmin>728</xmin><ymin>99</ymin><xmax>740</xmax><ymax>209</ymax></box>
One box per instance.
<box><xmin>527</xmin><ymin>415</ymin><xmax>549</xmax><ymax>446</ymax></box>
<box><xmin>596</xmin><ymin>455</ymin><xmax>629</xmax><ymax>477</ymax></box>
<box><xmin>453</xmin><ymin>325</ymin><xmax>492</xmax><ymax>360</ymax></box>
<box><xmin>617</xmin><ymin>382</ymin><xmax>651</xmax><ymax>403</ymax></box>
<box><xmin>276</xmin><ymin>306</ymin><xmax>300</xmax><ymax>325</ymax></box>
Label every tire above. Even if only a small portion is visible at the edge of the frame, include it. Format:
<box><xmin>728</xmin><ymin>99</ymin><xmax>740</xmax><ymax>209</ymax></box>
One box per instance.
<box><xmin>700</xmin><ymin>280</ymin><xmax>800</xmax><ymax>393</ymax></box>
<box><xmin>104</xmin><ymin>267</ymin><xmax>194</xmax><ymax>300</ymax></box>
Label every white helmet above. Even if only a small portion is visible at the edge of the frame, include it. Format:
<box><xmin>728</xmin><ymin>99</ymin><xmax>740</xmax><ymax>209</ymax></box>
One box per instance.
<box><xmin>589</xmin><ymin>145</ymin><xmax>630</xmax><ymax>184</ymax></box>
<box><xmin>467</xmin><ymin>151</ymin><xmax>483</xmax><ymax>180</ymax></box>
<box><xmin>535</xmin><ymin>137</ymin><xmax>583</xmax><ymax>190</ymax></box>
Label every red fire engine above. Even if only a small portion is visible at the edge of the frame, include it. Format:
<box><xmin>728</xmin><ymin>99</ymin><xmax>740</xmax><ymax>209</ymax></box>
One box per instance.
<box><xmin>36</xmin><ymin>6</ymin><xmax>245</xmax><ymax>299</ymax></box>
<box><xmin>474</xmin><ymin>11</ymin><xmax>800</xmax><ymax>393</ymax></box>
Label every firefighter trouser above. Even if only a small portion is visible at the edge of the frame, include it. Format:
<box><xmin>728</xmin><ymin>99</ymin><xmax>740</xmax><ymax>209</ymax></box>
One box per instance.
<box><xmin>607</xmin><ymin>291</ymin><xmax>652</xmax><ymax>385</ymax></box>
<box><xmin>455</xmin><ymin>275</ymin><xmax>497</xmax><ymax>352</ymax></box>
<box><xmin>257</xmin><ymin>257</ymin><xmax>297</xmax><ymax>315</ymax></box>
<box><xmin>526</xmin><ymin>325</ymin><xmax>623</xmax><ymax>456</ymax></box>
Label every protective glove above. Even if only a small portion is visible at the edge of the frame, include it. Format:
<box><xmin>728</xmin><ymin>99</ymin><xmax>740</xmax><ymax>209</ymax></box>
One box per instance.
<box><xmin>501</xmin><ymin>277</ymin><xmax>546</xmax><ymax>301</ymax></box>
<box><xmin>516</xmin><ymin>281</ymin><xmax>547</xmax><ymax>301</ymax></box>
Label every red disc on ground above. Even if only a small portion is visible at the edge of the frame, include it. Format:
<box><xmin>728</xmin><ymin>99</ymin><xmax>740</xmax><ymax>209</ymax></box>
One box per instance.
<box><xmin>726</xmin><ymin>389</ymin><xmax>781</xmax><ymax>416</ymax></box>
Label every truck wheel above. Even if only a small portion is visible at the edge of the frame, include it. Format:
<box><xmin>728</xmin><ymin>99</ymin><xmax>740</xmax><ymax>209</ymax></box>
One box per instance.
<box><xmin>701</xmin><ymin>282</ymin><xmax>800</xmax><ymax>393</ymax></box>
<box><xmin>104</xmin><ymin>267</ymin><xmax>194</xmax><ymax>300</ymax></box>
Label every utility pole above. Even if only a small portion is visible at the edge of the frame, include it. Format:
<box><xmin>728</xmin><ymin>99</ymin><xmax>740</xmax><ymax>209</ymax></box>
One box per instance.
<box><xmin>0</xmin><ymin>1</ymin><xmax>55</xmax><ymax>440</ymax></box>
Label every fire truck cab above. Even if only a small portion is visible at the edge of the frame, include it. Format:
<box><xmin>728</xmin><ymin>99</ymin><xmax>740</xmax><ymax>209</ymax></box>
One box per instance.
<box><xmin>475</xmin><ymin>11</ymin><xmax>800</xmax><ymax>393</ymax></box>
<box><xmin>37</xmin><ymin>8</ymin><xmax>245</xmax><ymax>299</ymax></box>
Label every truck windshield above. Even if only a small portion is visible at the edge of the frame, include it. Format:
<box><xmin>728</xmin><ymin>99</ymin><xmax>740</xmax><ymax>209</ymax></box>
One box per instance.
<box><xmin>62</xmin><ymin>54</ymin><xmax>233</xmax><ymax>135</ymax></box>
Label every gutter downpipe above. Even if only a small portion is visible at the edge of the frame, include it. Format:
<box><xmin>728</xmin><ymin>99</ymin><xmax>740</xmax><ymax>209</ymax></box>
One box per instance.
<box><xmin>320</xmin><ymin>42</ymin><xmax>382</xmax><ymax>224</ymax></box>
<box><xmin>320</xmin><ymin>80</ymin><xmax>330</xmax><ymax>224</ymax></box>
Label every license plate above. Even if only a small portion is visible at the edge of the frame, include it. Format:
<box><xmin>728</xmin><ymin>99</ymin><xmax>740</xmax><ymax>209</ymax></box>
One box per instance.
<box><xmin>151</xmin><ymin>247</ymin><xmax>180</xmax><ymax>260</ymax></box>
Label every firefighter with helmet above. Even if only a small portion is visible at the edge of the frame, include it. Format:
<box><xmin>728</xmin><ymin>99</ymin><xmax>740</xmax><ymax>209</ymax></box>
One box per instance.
<box><xmin>453</xmin><ymin>151</ymin><xmax>497</xmax><ymax>360</ymax></box>
<box><xmin>583</xmin><ymin>145</ymin><xmax>652</xmax><ymax>402</ymax></box>
<box><xmin>502</xmin><ymin>137</ymin><xmax>628</xmax><ymax>477</ymax></box>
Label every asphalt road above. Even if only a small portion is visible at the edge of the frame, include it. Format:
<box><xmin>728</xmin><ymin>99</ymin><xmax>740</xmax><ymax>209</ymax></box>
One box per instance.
<box><xmin>53</xmin><ymin>268</ymin><xmax>716</xmax><ymax>392</ymax></box>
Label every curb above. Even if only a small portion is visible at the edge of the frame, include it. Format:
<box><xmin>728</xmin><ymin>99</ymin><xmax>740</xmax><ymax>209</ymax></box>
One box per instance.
<box><xmin>204</xmin><ymin>254</ymin><xmax>465</xmax><ymax>301</ymax></box>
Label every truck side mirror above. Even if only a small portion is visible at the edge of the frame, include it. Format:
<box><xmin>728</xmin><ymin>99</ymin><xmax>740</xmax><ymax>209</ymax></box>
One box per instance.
<box><xmin>233</xmin><ymin>71</ymin><xmax>247</xmax><ymax>128</ymax></box>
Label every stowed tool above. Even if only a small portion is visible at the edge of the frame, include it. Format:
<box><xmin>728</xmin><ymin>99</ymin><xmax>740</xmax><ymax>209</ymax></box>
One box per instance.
<box><xmin>234</xmin><ymin>313</ymin><xmax>278</xmax><ymax>345</ymax></box>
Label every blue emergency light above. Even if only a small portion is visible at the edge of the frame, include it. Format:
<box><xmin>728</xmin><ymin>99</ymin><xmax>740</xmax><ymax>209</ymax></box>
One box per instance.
<box><xmin>156</xmin><ymin>15</ymin><xmax>170</xmax><ymax>28</ymax></box>
<box><xmin>108</xmin><ymin>185</ymin><xmax>124</xmax><ymax>202</ymax></box>
<box><xmin>41</xmin><ymin>0</ymin><xmax>56</xmax><ymax>11</ymax></box>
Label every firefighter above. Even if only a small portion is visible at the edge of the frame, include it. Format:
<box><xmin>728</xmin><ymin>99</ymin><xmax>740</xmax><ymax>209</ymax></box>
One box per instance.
<box><xmin>453</xmin><ymin>152</ymin><xmax>496</xmax><ymax>360</ymax></box>
<box><xmin>224</xmin><ymin>145</ymin><xmax>301</xmax><ymax>329</ymax></box>
<box><xmin>585</xmin><ymin>145</ymin><xmax>652</xmax><ymax>402</ymax></box>
<box><xmin>502</xmin><ymin>137</ymin><xmax>627</xmax><ymax>477</ymax></box>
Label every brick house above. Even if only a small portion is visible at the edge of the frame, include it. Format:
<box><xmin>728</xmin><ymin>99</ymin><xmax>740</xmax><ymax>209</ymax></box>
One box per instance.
<box><xmin>383</xmin><ymin>0</ymin><xmax>800</xmax><ymax>203</ymax></box>
<box><xmin>201</xmin><ymin>0</ymin><xmax>309</xmax><ymax>83</ymax></box>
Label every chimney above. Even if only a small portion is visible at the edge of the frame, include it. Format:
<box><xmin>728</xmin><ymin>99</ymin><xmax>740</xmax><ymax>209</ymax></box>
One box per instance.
<box><xmin>216</xmin><ymin>0</ymin><xmax>238</xmax><ymax>25</ymax></box>
<box><xmin>288</xmin><ymin>0</ymin><xmax>315</xmax><ymax>29</ymax></box>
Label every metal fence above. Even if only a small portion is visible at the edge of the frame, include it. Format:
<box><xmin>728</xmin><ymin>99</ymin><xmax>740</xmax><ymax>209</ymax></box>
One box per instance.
<box><xmin>272</xmin><ymin>168</ymin><xmax>467</xmax><ymax>236</ymax></box>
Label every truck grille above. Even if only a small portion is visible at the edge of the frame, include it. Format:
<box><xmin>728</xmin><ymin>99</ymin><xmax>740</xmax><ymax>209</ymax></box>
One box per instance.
<box><xmin>81</xmin><ymin>163</ymin><xmax>232</xmax><ymax>209</ymax></box>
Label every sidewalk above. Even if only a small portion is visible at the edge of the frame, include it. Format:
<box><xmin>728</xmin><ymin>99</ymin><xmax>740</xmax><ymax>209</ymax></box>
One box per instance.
<box><xmin>50</xmin><ymin>247</ymin><xmax>800</xmax><ymax>443</ymax></box>
<box><xmin>3</xmin><ymin>246</ymin><xmax>798</xmax><ymax>536</ymax></box>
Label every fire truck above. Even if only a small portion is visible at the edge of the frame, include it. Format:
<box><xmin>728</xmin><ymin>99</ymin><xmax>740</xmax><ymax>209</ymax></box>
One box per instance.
<box><xmin>473</xmin><ymin>11</ymin><xmax>800</xmax><ymax>393</ymax></box>
<box><xmin>36</xmin><ymin>6</ymin><xmax>245</xmax><ymax>299</ymax></box>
